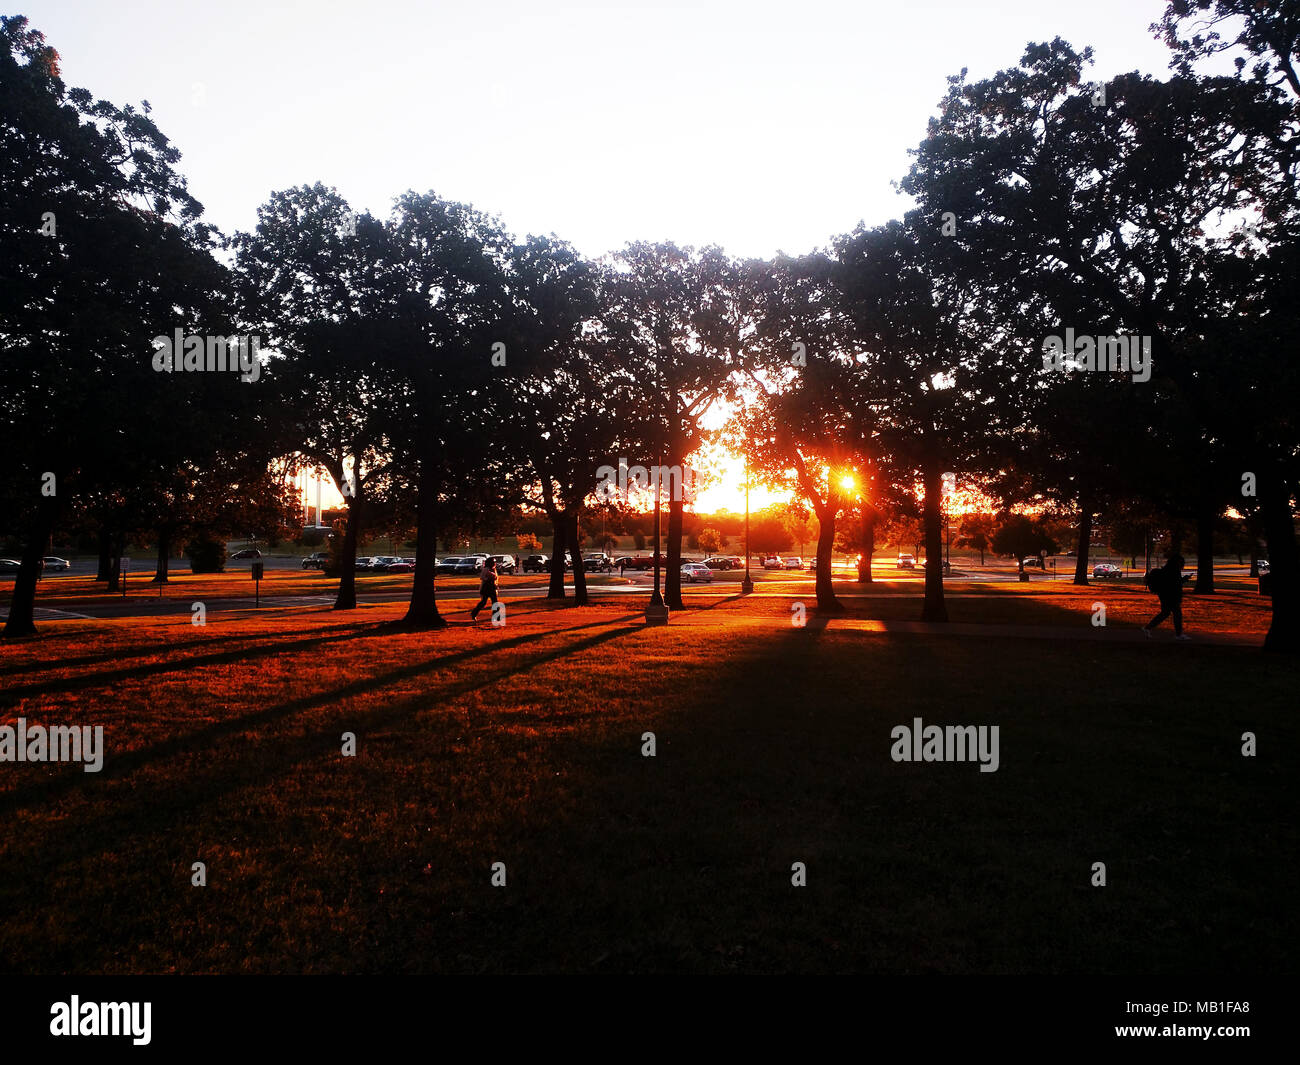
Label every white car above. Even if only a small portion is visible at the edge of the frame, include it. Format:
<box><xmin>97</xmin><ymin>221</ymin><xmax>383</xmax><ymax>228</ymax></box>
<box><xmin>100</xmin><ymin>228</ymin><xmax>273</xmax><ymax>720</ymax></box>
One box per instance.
<box><xmin>681</xmin><ymin>562</ymin><xmax>713</xmax><ymax>583</ymax></box>
<box><xmin>897</xmin><ymin>553</ymin><xmax>916</xmax><ymax>569</ymax></box>
<box><xmin>783</xmin><ymin>557</ymin><xmax>805</xmax><ymax>570</ymax></box>
<box><xmin>42</xmin><ymin>556</ymin><xmax>71</xmax><ymax>571</ymax></box>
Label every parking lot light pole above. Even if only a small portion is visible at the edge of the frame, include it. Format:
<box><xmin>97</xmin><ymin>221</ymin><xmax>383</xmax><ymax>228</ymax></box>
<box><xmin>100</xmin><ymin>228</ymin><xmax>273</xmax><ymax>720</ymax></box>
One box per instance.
<box><xmin>741</xmin><ymin>452</ymin><xmax>754</xmax><ymax>595</ymax></box>
<box><xmin>645</xmin><ymin>454</ymin><xmax>669</xmax><ymax>624</ymax></box>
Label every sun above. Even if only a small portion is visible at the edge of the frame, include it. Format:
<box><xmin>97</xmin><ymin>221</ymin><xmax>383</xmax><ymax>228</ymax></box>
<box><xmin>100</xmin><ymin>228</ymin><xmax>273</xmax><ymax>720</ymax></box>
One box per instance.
<box><xmin>840</xmin><ymin>474</ymin><xmax>856</xmax><ymax>494</ymax></box>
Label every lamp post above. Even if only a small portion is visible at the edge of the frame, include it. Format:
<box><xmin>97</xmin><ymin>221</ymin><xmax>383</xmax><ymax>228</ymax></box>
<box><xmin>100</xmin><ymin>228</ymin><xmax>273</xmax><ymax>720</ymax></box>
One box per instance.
<box><xmin>645</xmin><ymin>453</ymin><xmax>669</xmax><ymax>624</ymax></box>
<box><xmin>742</xmin><ymin>450</ymin><xmax>754</xmax><ymax>595</ymax></box>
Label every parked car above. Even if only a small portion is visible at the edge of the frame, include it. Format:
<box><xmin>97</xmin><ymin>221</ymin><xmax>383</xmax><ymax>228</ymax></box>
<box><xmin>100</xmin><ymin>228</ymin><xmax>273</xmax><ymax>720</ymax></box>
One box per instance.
<box><xmin>583</xmin><ymin>553</ymin><xmax>612</xmax><ymax>572</ymax></box>
<box><xmin>681</xmin><ymin>562</ymin><xmax>713</xmax><ymax>583</ymax></box>
<box><xmin>302</xmin><ymin>552</ymin><xmax>330</xmax><ymax>569</ymax></box>
<box><xmin>702</xmin><ymin>556</ymin><xmax>737</xmax><ymax>570</ymax></box>
<box><xmin>624</xmin><ymin>555</ymin><xmax>660</xmax><ymax>570</ymax></box>
<box><xmin>1022</xmin><ymin>556</ymin><xmax>1046</xmax><ymax>569</ymax></box>
<box><xmin>896</xmin><ymin>553</ymin><xmax>916</xmax><ymax>569</ymax></box>
<box><xmin>370</xmin><ymin>556</ymin><xmax>403</xmax><ymax>571</ymax></box>
<box><xmin>384</xmin><ymin>559</ymin><xmax>414</xmax><ymax>573</ymax></box>
<box><xmin>522</xmin><ymin>554</ymin><xmax>550</xmax><ymax>573</ymax></box>
<box><xmin>613</xmin><ymin>556</ymin><xmax>634</xmax><ymax>570</ymax></box>
<box><xmin>1258</xmin><ymin>559</ymin><xmax>1271</xmax><ymax>574</ymax></box>
<box><xmin>1092</xmin><ymin>563</ymin><xmax>1123</xmax><ymax>579</ymax></box>
<box><xmin>762</xmin><ymin>556</ymin><xmax>783</xmax><ymax>569</ymax></box>
<box><xmin>783</xmin><ymin>557</ymin><xmax>805</xmax><ymax>570</ymax></box>
<box><xmin>230</xmin><ymin>548</ymin><xmax>261</xmax><ymax>560</ymax></box>
<box><xmin>436</xmin><ymin>556</ymin><xmax>468</xmax><ymax>575</ymax></box>
<box><xmin>489</xmin><ymin>554</ymin><xmax>517</xmax><ymax>574</ymax></box>
<box><xmin>0</xmin><ymin>559</ymin><xmax>21</xmax><ymax>574</ymax></box>
<box><xmin>42</xmin><ymin>556</ymin><xmax>70</xmax><ymax>571</ymax></box>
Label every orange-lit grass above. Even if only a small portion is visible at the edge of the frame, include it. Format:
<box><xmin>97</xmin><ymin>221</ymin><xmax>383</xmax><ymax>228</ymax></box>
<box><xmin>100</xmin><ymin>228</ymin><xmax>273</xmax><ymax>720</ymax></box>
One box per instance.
<box><xmin>0</xmin><ymin>598</ymin><xmax>1294</xmax><ymax>974</ymax></box>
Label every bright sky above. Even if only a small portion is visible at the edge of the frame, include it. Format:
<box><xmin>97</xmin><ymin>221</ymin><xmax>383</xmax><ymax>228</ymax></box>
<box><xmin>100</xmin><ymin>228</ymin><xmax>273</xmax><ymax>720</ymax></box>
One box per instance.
<box><xmin>23</xmin><ymin>0</ymin><xmax>1179</xmax><ymax>512</ymax></box>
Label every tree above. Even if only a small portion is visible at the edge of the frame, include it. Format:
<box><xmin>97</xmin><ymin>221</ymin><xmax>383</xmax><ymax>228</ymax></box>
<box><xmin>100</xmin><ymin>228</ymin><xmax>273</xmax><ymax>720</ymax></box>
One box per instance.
<box><xmin>902</xmin><ymin>38</ymin><xmax>1299</xmax><ymax>645</ymax></box>
<box><xmin>606</xmin><ymin>244</ymin><xmax>739</xmax><ymax>609</ymax></box>
<box><xmin>958</xmin><ymin>513</ymin><xmax>997</xmax><ymax>565</ymax></box>
<box><xmin>992</xmin><ymin>515</ymin><xmax>1057</xmax><ymax>575</ymax></box>
<box><xmin>697</xmin><ymin>527</ymin><xmax>725</xmax><ymax>554</ymax></box>
<box><xmin>1</xmin><ymin>16</ymin><xmax>228</xmax><ymax>637</ymax></box>
<box><xmin>234</xmin><ymin>183</ymin><xmax>404</xmax><ymax>610</ymax></box>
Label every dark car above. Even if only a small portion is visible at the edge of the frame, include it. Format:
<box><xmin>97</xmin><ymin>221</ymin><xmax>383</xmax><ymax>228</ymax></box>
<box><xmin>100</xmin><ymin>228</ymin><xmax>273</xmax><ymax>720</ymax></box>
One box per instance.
<box><xmin>436</xmin><ymin>556</ymin><xmax>468</xmax><ymax>575</ymax></box>
<box><xmin>302</xmin><ymin>552</ymin><xmax>330</xmax><ymax>569</ymax></box>
<box><xmin>489</xmin><ymin>554</ymin><xmax>517</xmax><ymax>574</ymax></box>
<box><xmin>522</xmin><ymin>554</ymin><xmax>550</xmax><ymax>573</ymax></box>
<box><xmin>703</xmin><ymin>556</ymin><xmax>735</xmax><ymax>570</ymax></box>
<box><xmin>0</xmin><ymin>558</ymin><xmax>21</xmax><ymax>574</ymax></box>
<box><xmin>231</xmin><ymin>548</ymin><xmax>262</xmax><ymax>560</ymax></box>
<box><xmin>583</xmin><ymin>553</ymin><xmax>612</xmax><ymax>572</ymax></box>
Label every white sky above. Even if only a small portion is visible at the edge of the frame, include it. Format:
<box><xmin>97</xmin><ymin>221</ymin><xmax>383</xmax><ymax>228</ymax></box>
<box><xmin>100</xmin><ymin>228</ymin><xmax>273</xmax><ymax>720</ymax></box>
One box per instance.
<box><xmin>25</xmin><ymin>0</ymin><xmax>1175</xmax><ymax>260</ymax></box>
<box><xmin>22</xmin><ymin>0</ymin><xmax>1179</xmax><ymax>513</ymax></box>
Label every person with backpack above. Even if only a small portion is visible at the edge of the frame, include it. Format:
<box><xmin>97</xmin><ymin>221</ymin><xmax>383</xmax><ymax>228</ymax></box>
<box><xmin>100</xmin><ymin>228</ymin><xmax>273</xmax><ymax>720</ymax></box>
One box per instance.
<box><xmin>1143</xmin><ymin>553</ymin><xmax>1191</xmax><ymax>640</ymax></box>
<box><xmin>470</xmin><ymin>556</ymin><xmax>499</xmax><ymax>622</ymax></box>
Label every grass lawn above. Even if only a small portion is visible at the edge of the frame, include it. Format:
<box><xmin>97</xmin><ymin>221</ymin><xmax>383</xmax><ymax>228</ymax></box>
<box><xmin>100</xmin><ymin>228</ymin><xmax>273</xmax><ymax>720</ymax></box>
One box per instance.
<box><xmin>0</xmin><ymin>589</ymin><xmax>1294</xmax><ymax>974</ymax></box>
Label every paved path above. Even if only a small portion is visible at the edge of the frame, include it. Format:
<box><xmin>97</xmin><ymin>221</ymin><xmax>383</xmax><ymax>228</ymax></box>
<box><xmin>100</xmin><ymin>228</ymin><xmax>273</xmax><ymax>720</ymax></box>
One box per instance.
<box><xmin>1</xmin><ymin>584</ymin><xmax>1262</xmax><ymax>648</ymax></box>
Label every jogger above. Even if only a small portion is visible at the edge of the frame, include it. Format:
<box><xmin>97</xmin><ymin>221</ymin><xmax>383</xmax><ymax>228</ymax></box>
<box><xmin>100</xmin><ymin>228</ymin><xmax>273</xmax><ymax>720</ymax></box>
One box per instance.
<box><xmin>1143</xmin><ymin>553</ymin><xmax>1190</xmax><ymax>640</ymax></box>
<box><xmin>470</xmin><ymin>556</ymin><xmax>498</xmax><ymax>621</ymax></box>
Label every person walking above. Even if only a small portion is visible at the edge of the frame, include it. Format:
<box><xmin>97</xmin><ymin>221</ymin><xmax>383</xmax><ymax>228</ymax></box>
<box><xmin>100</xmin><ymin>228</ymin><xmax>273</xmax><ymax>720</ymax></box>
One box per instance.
<box><xmin>470</xmin><ymin>556</ymin><xmax>499</xmax><ymax>622</ymax></box>
<box><xmin>1143</xmin><ymin>553</ymin><xmax>1190</xmax><ymax>640</ymax></box>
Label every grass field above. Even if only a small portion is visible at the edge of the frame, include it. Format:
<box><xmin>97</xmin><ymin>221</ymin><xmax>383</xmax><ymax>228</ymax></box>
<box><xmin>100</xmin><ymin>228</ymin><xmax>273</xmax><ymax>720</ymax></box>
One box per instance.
<box><xmin>0</xmin><ymin>582</ymin><xmax>1294</xmax><ymax>974</ymax></box>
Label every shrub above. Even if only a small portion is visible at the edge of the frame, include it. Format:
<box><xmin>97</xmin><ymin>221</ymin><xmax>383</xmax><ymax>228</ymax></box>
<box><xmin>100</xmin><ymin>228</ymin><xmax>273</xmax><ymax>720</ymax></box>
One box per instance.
<box><xmin>186</xmin><ymin>535</ymin><xmax>227</xmax><ymax>573</ymax></box>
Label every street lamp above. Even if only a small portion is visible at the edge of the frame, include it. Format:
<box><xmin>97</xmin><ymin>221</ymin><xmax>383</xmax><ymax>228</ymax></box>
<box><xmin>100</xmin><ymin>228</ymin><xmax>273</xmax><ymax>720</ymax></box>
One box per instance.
<box><xmin>645</xmin><ymin>453</ymin><xmax>669</xmax><ymax>625</ymax></box>
<box><xmin>741</xmin><ymin>449</ymin><xmax>754</xmax><ymax>595</ymax></box>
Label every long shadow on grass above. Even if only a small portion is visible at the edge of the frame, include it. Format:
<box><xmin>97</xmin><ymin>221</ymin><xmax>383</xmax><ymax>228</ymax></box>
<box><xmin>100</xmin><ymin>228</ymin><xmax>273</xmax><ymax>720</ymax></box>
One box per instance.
<box><xmin>0</xmin><ymin>614</ymin><xmax>652</xmax><ymax>972</ymax></box>
<box><xmin>0</xmin><ymin>620</ymin><xmax>383</xmax><ymax>681</ymax></box>
<box><xmin>0</xmin><ymin>612</ymin><xmax>645</xmax><ymax>823</ymax></box>
<box><xmin>406</xmin><ymin>620</ymin><xmax>1294</xmax><ymax>975</ymax></box>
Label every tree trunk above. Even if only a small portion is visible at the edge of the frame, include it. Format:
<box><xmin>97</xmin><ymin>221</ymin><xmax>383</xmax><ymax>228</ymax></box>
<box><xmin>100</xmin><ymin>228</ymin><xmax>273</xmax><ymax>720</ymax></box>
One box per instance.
<box><xmin>1260</xmin><ymin>469</ymin><xmax>1299</xmax><ymax>653</ymax></box>
<box><xmin>1073</xmin><ymin>509</ymin><xmax>1091</xmax><ymax>585</ymax></box>
<box><xmin>1249</xmin><ymin>538</ymin><xmax>1259</xmax><ymax>579</ymax></box>
<box><xmin>97</xmin><ymin>526</ymin><xmax>112</xmax><ymax>581</ymax></box>
<box><xmin>814</xmin><ymin>498</ymin><xmax>841</xmax><ymax>611</ymax></box>
<box><xmin>665</xmin><ymin>495</ymin><xmax>684</xmax><ymax>610</ymax></box>
<box><xmin>1195</xmin><ymin>503</ymin><xmax>1216</xmax><ymax>594</ymax></box>
<box><xmin>403</xmin><ymin>457</ymin><xmax>446</xmax><ymax>628</ymax></box>
<box><xmin>153</xmin><ymin>528</ymin><xmax>170</xmax><ymax>584</ymax></box>
<box><xmin>548</xmin><ymin>510</ymin><xmax>567</xmax><ymax>599</ymax></box>
<box><xmin>106</xmin><ymin>534</ymin><xmax>124</xmax><ymax>593</ymax></box>
<box><xmin>857</xmin><ymin>504</ymin><xmax>874</xmax><ymax>583</ymax></box>
<box><xmin>334</xmin><ymin>496</ymin><xmax>361</xmax><ymax>610</ymax></box>
<box><xmin>921</xmin><ymin>463</ymin><xmax>948</xmax><ymax>622</ymax></box>
<box><xmin>567</xmin><ymin>509</ymin><xmax>588</xmax><ymax>606</ymax></box>
<box><xmin>2</xmin><ymin>502</ymin><xmax>55</xmax><ymax>638</ymax></box>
